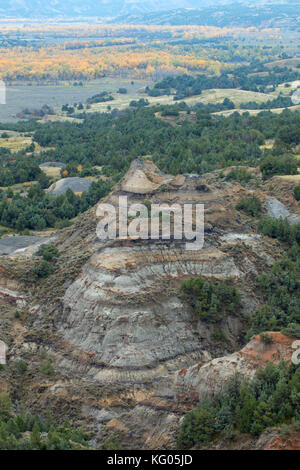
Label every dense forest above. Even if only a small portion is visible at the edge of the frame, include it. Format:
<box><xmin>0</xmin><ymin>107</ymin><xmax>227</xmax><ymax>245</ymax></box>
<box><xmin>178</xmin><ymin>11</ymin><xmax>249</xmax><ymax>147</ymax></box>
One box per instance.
<box><xmin>1</xmin><ymin>102</ymin><xmax>300</xmax><ymax>231</ymax></box>
<box><xmin>147</xmin><ymin>63</ymin><xmax>300</xmax><ymax>98</ymax></box>
<box><xmin>178</xmin><ymin>362</ymin><xmax>300</xmax><ymax>449</ymax></box>
<box><xmin>0</xmin><ymin>391</ymin><xmax>89</xmax><ymax>450</ymax></box>
<box><xmin>4</xmin><ymin>104</ymin><xmax>300</xmax><ymax>176</ymax></box>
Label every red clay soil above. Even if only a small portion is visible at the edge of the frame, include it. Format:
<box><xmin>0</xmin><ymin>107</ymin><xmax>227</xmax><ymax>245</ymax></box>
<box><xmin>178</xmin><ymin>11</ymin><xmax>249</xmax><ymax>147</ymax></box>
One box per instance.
<box><xmin>263</xmin><ymin>431</ymin><xmax>300</xmax><ymax>450</ymax></box>
<box><xmin>239</xmin><ymin>332</ymin><xmax>296</xmax><ymax>369</ymax></box>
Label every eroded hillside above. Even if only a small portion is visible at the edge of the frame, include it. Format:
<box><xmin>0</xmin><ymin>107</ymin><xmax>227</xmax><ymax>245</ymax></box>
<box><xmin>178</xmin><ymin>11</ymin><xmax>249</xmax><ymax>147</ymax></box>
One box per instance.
<box><xmin>0</xmin><ymin>159</ymin><xmax>299</xmax><ymax>449</ymax></box>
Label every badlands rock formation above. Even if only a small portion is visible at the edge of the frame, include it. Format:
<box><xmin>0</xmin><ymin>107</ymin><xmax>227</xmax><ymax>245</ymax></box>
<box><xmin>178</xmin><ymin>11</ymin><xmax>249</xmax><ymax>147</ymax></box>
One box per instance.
<box><xmin>0</xmin><ymin>159</ymin><xmax>299</xmax><ymax>449</ymax></box>
<box><xmin>55</xmin><ymin>159</ymin><xmax>280</xmax><ymax>376</ymax></box>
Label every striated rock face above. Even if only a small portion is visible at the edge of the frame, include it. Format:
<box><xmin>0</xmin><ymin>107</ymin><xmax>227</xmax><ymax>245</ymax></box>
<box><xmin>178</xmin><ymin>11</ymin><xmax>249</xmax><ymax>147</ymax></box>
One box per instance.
<box><xmin>59</xmin><ymin>245</ymin><xmax>242</xmax><ymax>372</ymax></box>
<box><xmin>55</xmin><ymin>159</ymin><xmax>280</xmax><ymax>380</ymax></box>
<box><xmin>174</xmin><ymin>333</ymin><xmax>296</xmax><ymax>402</ymax></box>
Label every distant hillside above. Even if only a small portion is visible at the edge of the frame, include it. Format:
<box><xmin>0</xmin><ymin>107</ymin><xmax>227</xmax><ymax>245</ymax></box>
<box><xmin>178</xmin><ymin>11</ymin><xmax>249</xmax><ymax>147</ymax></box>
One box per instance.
<box><xmin>1</xmin><ymin>1</ymin><xmax>293</xmax><ymax>21</ymax></box>
<box><xmin>0</xmin><ymin>0</ymin><xmax>231</xmax><ymax>19</ymax></box>
<box><xmin>113</xmin><ymin>2</ymin><xmax>300</xmax><ymax>29</ymax></box>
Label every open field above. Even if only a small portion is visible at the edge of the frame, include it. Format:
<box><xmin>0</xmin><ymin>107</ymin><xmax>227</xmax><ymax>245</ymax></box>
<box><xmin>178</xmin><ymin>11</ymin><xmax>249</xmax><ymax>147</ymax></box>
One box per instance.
<box><xmin>0</xmin><ymin>129</ymin><xmax>48</xmax><ymax>152</ymax></box>
<box><xmin>265</xmin><ymin>58</ymin><xmax>300</xmax><ymax>70</ymax></box>
<box><xmin>0</xmin><ymin>72</ymin><xmax>297</xmax><ymax>122</ymax></box>
<box><xmin>213</xmin><ymin>104</ymin><xmax>300</xmax><ymax>117</ymax></box>
<box><xmin>0</xmin><ymin>130</ymin><xmax>32</xmax><ymax>151</ymax></box>
<box><xmin>260</xmin><ymin>139</ymin><xmax>274</xmax><ymax>150</ymax></box>
<box><xmin>39</xmin><ymin>166</ymin><xmax>62</xmax><ymax>178</ymax></box>
<box><xmin>274</xmin><ymin>80</ymin><xmax>300</xmax><ymax>95</ymax></box>
<box><xmin>276</xmin><ymin>174</ymin><xmax>300</xmax><ymax>182</ymax></box>
<box><xmin>39</xmin><ymin>115</ymin><xmax>83</xmax><ymax>124</ymax></box>
<box><xmin>0</xmin><ymin>81</ymin><xmax>285</xmax><ymax>122</ymax></box>
<box><xmin>87</xmin><ymin>87</ymin><xmax>278</xmax><ymax>113</ymax></box>
<box><xmin>0</xmin><ymin>78</ymin><xmax>152</xmax><ymax>122</ymax></box>
<box><xmin>0</xmin><ymin>80</ymin><xmax>296</xmax><ymax>124</ymax></box>
<box><xmin>191</xmin><ymin>88</ymin><xmax>275</xmax><ymax>105</ymax></box>
<box><xmin>0</xmin><ymin>181</ymin><xmax>34</xmax><ymax>192</ymax></box>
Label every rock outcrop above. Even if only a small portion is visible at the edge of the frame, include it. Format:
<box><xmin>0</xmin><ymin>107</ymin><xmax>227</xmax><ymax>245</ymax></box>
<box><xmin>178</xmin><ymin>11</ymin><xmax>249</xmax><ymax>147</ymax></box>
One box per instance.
<box><xmin>265</xmin><ymin>196</ymin><xmax>300</xmax><ymax>224</ymax></box>
<box><xmin>46</xmin><ymin>176</ymin><xmax>93</xmax><ymax>195</ymax></box>
<box><xmin>174</xmin><ymin>332</ymin><xmax>296</xmax><ymax>402</ymax></box>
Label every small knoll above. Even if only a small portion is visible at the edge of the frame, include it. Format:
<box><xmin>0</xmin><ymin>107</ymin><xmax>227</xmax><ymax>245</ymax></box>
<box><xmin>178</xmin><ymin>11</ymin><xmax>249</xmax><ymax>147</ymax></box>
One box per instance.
<box><xmin>120</xmin><ymin>159</ymin><xmax>174</xmax><ymax>194</ymax></box>
<box><xmin>174</xmin><ymin>332</ymin><xmax>296</xmax><ymax>402</ymax></box>
<box><xmin>46</xmin><ymin>177</ymin><xmax>93</xmax><ymax>195</ymax></box>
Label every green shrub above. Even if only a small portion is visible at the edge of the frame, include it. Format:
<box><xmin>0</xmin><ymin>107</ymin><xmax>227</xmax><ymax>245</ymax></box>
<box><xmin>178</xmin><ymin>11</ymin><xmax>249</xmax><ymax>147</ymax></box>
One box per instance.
<box><xmin>177</xmin><ymin>406</ymin><xmax>215</xmax><ymax>449</ymax></box>
<box><xmin>260</xmin><ymin>333</ymin><xmax>274</xmax><ymax>344</ymax></box>
<box><xmin>30</xmin><ymin>422</ymin><xmax>43</xmax><ymax>450</ymax></box>
<box><xmin>294</xmin><ymin>184</ymin><xmax>300</xmax><ymax>201</ymax></box>
<box><xmin>34</xmin><ymin>261</ymin><xmax>54</xmax><ymax>278</ymax></box>
<box><xmin>39</xmin><ymin>349</ymin><xmax>48</xmax><ymax>360</ymax></box>
<box><xmin>161</xmin><ymin>109</ymin><xmax>180</xmax><ymax>117</ymax></box>
<box><xmin>180</xmin><ymin>276</ymin><xmax>241</xmax><ymax>323</ymax></box>
<box><xmin>55</xmin><ymin>219</ymin><xmax>72</xmax><ymax>229</ymax></box>
<box><xmin>226</xmin><ymin>168</ymin><xmax>252</xmax><ymax>183</ymax></box>
<box><xmin>212</xmin><ymin>328</ymin><xmax>228</xmax><ymax>343</ymax></box>
<box><xmin>101</xmin><ymin>433</ymin><xmax>123</xmax><ymax>450</ymax></box>
<box><xmin>0</xmin><ymin>393</ymin><xmax>12</xmax><ymax>421</ymax></box>
<box><xmin>0</xmin><ymin>393</ymin><xmax>88</xmax><ymax>450</ymax></box>
<box><xmin>236</xmin><ymin>195</ymin><xmax>262</xmax><ymax>217</ymax></box>
<box><xmin>40</xmin><ymin>360</ymin><xmax>55</xmax><ymax>376</ymax></box>
<box><xmin>281</xmin><ymin>323</ymin><xmax>300</xmax><ymax>338</ymax></box>
<box><xmin>260</xmin><ymin>154</ymin><xmax>298</xmax><ymax>179</ymax></box>
<box><xmin>246</xmin><ymin>253</ymin><xmax>300</xmax><ymax>338</ymax></box>
<box><xmin>16</xmin><ymin>360</ymin><xmax>28</xmax><ymax>374</ymax></box>
<box><xmin>258</xmin><ymin>217</ymin><xmax>300</xmax><ymax>245</ymax></box>
<box><xmin>129</xmin><ymin>98</ymin><xmax>149</xmax><ymax>107</ymax></box>
<box><xmin>35</xmin><ymin>243</ymin><xmax>60</xmax><ymax>261</ymax></box>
